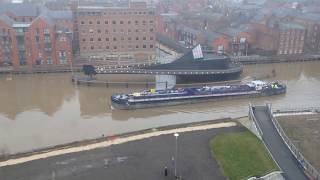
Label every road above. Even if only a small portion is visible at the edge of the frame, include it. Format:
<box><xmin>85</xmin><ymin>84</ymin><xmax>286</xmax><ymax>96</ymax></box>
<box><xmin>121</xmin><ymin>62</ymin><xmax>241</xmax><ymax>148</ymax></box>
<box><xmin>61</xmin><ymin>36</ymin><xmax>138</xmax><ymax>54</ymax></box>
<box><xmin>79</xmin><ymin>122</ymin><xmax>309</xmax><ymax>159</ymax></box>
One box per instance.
<box><xmin>253</xmin><ymin>106</ymin><xmax>308</xmax><ymax>180</ymax></box>
<box><xmin>0</xmin><ymin>126</ymin><xmax>244</xmax><ymax>180</ymax></box>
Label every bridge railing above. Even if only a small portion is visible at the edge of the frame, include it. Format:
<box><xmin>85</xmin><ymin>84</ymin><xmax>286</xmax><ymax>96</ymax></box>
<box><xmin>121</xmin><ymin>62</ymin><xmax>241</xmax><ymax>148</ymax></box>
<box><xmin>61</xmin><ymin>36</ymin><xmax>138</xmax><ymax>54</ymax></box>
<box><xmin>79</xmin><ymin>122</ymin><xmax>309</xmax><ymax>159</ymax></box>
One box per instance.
<box><xmin>248</xmin><ymin>104</ymin><xmax>263</xmax><ymax>139</ymax></box>
<box><xmin>273</xmin><ymin>106</ymin><xmax>320</xmax><ymax>115</ymax></box>
<box><xmin>266</xmin><ymin>104</ymin><xmax>320</xmax><ymax>180</ymax></box>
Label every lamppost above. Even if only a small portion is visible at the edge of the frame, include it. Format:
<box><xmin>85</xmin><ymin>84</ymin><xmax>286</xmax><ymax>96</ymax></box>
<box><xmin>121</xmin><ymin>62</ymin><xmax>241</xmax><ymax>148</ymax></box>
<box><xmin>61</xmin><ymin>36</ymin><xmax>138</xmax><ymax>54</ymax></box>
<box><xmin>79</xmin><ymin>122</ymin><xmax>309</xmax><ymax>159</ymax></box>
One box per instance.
<box><xmin>174</xmin><ymin>133</ymin><xmax>179</xmax><ymax>179</ymax></box>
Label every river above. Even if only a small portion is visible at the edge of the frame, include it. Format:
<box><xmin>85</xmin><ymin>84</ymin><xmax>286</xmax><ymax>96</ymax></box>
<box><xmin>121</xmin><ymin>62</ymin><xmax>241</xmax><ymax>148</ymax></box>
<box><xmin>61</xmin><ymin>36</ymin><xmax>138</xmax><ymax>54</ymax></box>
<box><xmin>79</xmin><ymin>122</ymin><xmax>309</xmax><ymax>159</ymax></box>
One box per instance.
<box><xmin>1</xmin><ymin>61</ymin><xmax>320</xmax><ymax>154</ymax></box>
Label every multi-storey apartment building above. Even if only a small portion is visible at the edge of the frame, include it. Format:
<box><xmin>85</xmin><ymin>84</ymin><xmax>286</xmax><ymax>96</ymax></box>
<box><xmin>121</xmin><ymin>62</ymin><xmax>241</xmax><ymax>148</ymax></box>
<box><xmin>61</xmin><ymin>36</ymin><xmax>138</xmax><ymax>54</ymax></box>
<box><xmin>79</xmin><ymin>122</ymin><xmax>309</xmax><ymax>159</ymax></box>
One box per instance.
<box><xmin>76</xmin><ymin>1</ymin><xmax>156</xmax><ymax>64</ymax></box>
<box><xmin>277</xmin><ymin>23</ymin><xmax>305</xmax><ymax>55</ymax></box>
<box><xmin>294</xmin><ymin>13</ymin><xmax>320</xmax><ymax>53</ymax></box>
<box><xmin>0</xmin><ymin>4</ymin><xmax>73</xmax><ymax>68</ymax></box>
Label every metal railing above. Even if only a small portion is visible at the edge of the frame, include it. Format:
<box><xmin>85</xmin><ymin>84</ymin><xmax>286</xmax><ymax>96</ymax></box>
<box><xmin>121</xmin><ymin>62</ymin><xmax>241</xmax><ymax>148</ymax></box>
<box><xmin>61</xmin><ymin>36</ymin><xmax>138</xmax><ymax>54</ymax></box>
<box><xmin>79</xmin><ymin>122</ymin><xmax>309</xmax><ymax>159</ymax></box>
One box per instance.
<box><xmin>266</xmin><ymin>104</ymin><xmax>320</xmax><ymax>180</ymax></box>
<box><xmin>248</xmin><ymin>104</ymin><xmax>263</xmax><ymax>139</ymax></box>
<box><xmin>273</xmin><ymin>106</ymin><xmax>320</xmax><ymax>115</ymax></box>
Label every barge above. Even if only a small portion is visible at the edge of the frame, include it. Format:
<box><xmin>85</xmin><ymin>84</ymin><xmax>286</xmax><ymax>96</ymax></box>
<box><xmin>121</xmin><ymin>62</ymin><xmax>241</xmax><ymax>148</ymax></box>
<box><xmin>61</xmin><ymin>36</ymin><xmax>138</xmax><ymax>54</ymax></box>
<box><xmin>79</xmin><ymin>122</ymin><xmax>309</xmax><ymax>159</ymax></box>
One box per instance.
<box><xmin>111</xmin><ymin>80</ymin><xmax>286</xmax><ymax>110</ymax></box>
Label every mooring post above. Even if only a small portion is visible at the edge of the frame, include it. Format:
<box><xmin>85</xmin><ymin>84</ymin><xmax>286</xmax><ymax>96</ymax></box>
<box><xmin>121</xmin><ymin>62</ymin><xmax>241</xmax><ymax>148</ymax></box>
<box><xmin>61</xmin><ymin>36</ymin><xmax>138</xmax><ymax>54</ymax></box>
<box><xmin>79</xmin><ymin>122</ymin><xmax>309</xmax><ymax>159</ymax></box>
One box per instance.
<box><xmin>166</xmin><ymin>81</ymin><xmax>168</xmax><ymax>89</ymax></box>
<box><xmin>126</xmin><ymin>83</ymin><xmax>129</xmax><ymax>88</ymax></box>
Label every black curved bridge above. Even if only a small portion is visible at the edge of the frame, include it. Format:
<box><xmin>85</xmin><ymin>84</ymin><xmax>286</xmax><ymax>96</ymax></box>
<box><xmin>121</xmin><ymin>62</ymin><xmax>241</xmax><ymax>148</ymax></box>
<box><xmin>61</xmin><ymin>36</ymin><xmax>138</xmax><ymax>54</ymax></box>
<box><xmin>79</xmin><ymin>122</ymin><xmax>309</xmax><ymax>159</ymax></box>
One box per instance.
<box><xmin>92</xmin><ymin>49</ymin><xmax>243</xmax><ymax>83</ymax></box>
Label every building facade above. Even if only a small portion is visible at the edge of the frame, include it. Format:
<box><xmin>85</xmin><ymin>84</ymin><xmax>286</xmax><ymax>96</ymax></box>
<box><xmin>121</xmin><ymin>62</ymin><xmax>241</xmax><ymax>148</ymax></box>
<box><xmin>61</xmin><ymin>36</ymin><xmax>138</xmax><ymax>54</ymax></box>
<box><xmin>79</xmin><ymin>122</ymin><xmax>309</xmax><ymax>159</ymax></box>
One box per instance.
<box><xmin>76</xmin><ymin>1</ymin><xmax>156</xmax><ymax>64</ymax></box>
<box><xmin>0</xmin><ymin>5</ymin><xmax>73</xmax><ymax>68</ymax></box>
<box><xmin>277</xmin><ymin>23</ymin><xmax>305</xmax><ymax>55</ymax></box>
<box><xmin>294</xmin><ymin>13</ymin><xmax>320</xmax><ymax>53</ymax></box>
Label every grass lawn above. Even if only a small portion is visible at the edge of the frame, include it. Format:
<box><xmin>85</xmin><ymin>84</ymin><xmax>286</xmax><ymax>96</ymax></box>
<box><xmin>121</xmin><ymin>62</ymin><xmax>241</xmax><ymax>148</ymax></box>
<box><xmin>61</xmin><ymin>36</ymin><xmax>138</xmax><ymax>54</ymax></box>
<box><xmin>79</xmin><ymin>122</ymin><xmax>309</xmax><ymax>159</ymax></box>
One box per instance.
<box><xmin>210</xmin><ymin>130</ymin><xmax>278</xmax><ymax>180</ymax></box>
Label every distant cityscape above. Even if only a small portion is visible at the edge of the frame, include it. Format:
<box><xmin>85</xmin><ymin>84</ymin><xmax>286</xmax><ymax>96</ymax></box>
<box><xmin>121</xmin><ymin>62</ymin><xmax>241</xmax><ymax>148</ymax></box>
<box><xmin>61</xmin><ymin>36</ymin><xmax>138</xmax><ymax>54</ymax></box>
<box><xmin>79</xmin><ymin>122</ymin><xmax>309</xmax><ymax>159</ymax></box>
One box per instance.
<box><xmin>0</xmin><ymin>0</ymin><xmax>320</xmax><ymax>68</ymax></box>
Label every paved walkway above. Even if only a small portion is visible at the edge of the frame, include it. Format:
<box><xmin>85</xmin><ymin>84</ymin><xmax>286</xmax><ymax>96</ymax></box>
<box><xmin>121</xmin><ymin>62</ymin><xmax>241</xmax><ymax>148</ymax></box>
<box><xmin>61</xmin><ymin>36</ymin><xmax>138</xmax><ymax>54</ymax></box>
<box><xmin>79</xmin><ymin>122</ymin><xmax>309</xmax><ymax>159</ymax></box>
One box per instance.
<box><xmin>253</xmin><ymin>106</ymin><xmax>308</xmax><ymax>180</ymax></box>
<box><xmin>0</xmin><ymin>124</ymin><xmax>244</xmax><ymax>180</ymax></box>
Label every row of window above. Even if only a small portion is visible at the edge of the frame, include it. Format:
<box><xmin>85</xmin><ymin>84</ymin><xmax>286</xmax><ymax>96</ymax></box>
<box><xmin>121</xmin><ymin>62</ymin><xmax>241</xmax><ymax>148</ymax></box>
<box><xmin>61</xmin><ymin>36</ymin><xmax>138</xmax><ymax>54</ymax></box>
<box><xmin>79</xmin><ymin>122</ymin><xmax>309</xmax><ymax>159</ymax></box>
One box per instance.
<box><xmin>82</xmin><ymin>44</ymin><xmax>154</xmax><ymax>50</ymax></box>
<box><xmin>278</xmin><ymin>49</ymin><xmax>303</xmax><ymax>54</ymax></box>
<box><xmin>82</xmin><ymin>28</ymin><xmax>154</xmax><ymax>34</ymax></box>
<box><xmin>82</xmin><ymin>36</ymin><xmax>154</xmax><ymax>42</ymax></box>
<box><xmin>80</xmin><ymin>20</ymin><xmax>154</xmax><ymax>25</ymax></box>
<box><xmin>79</xmin><ymin>11</ymin><xmax>154</xmax><ymax>16</ymax></box>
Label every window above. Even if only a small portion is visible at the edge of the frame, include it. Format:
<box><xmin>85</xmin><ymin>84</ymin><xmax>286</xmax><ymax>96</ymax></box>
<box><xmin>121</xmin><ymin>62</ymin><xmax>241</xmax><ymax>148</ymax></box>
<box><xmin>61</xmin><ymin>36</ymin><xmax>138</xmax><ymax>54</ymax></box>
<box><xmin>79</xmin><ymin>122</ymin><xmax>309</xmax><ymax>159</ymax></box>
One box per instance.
<box><xmin>135</xmin><ymin>20</ymin><xmax>138</xmax><ymax>25</ymax></box>
<box><xmin>128</xmin><ymin>37</ymin><xmax>132</xmax><ymax>40</ymax></box>
<box><xmin>90</xmin><ymin>38</ymin><xmax>93</xmax><ymax>41</ymax></box>
<box><xmin>113</xmin><ymin>29</ymin><xmax>116</xmax><ymax>33</ymax></box>
<box><xmin>121</xmin><ymin>37</ymin><xmax>124</xmax><ymax>40</ymax></box>
<box><xmin>136</xmin><ymin>37</ymin><xmax>139</xmax><ymax>40</ymax></box>
<box><xmin>97</xmin><ymin>21</ymin><xmax>100</xmax><ymax>24</ymax></box>
<box><xmin>128</xmin><ymin>29</ymin><xmax>131</xmax><ymax>33</ymax></box>
<box><xmin>106</xmin><ymin>46</ymin><xmax>109</xmax><ymax>49</ymax></box>
<box><xmin>105</xmin><ymin>21</ymin><xmax>108</xmax><ymax>24</ymax></box>
<box><xmin>112</xmin><ymin>20</ymin><xmax>116</xmax><ymax>24</ymax></box>
<box><xmin>89</xmin><ymin>21</ymin><xmax>92</xmax><ymax>24</ymax></box>
<box><xmin>149</xmin><ymin>20</ymin><xmax>154</xmax><ymax>24</ymax></box>
<box><xmin>120</xmin><ymin>21</ymin><xmax>124</xmax><ymax>24</ymax></box>
<box><xmin>128</xmin><ymin>21</ymin><xmax>131</xmax><ymax>24</ymax></box>
<box><xmin>113</xmin><ymin>46</ymin><xmax>117</xmax><ymax>49</ymax></box>
<box><xmin>97</xmin><ymin>29</ymin><xmax>101</xmax><ymax>33</ymax></box>
<box><xmin>143</xmin><ymin>44</ymin><xmax>146</xmax><ymax>48</ymax></box>
<box><xmin>143</xmin><ymin>37</ymin><xmax>146</xmax><ymax>40</ymax></box>
<box><xmin>98</xmin><ymin>38</ymin><xmax>101</xmax><ymax>41</ymax></box>
<box><xmin>136</xmin><ymin>29</ymin><xmax>139</xmax><ymax>32</ymax></box>
<box><xmin>105</xmin><ymin>30</ymin><xmax>109</xmax><ymax>33</ymax></box>
<box><xmin>59</xmin><ymin>51</ymin><xmax>66</xmax><ymax>64</ymax></box>
<box><xmin>47</xmin><ymin>56</ymin><xmax>52</xmax><ymax>64</ymax></box>
<box><xmin>91</xmin><ymin>46</ymin><xmax>94</xmax><ymax>50</ymax></box>
<box><xmin>59</xmin><ymin>37</ymin><xmax>66</xmax><ymax>42</ymax></box>
<box><xmin>113</xmin><ymin>37</ymin><xmax>117</xmax><ymax>41</ymax></box>
<box><xmin>82</xmin><ymin>38</ymin><xmax>86</xmax><ymax>42</ymax></box>
<box><xmin>150</xmin><ymin>36</ymin><xmax>154</xmax><ymax>40</ymax></box>
<box><xmin>142</xmin><ymin>20</ymin><xmax>146</xmax><ymax>25</ymax></box>
<box><xmin>44</xmin><ymin>29</ymin><xmax>49</xmax><ymax>34</ymax></box>
<box><xmin>150</xmin><ymin>45</ymin><xmax>154</xmax><ymax>48</ymax></box>
<box><xmin>136</xmin><ymin>45</ymin><xmax>139</xmax><ymax>48</ymax></box>
<box><xmin>106</xmin><ymin>38</ymin><xmax>109</xmax><ymax>41</ymax></box>
<box><xmin>150</xmin><ymin>28</ymin><xmax>154</xmax><ymax>32</ymax></box>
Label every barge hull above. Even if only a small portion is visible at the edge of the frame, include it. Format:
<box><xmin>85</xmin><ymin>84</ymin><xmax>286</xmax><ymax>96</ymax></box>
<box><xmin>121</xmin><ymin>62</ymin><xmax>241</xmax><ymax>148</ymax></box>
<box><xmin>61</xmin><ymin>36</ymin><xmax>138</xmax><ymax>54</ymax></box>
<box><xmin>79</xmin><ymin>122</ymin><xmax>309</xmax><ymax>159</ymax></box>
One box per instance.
<box><xmin>111</xmin><ymin>90</ymin><xmax>284</xmax><ymax>110</ymax></box>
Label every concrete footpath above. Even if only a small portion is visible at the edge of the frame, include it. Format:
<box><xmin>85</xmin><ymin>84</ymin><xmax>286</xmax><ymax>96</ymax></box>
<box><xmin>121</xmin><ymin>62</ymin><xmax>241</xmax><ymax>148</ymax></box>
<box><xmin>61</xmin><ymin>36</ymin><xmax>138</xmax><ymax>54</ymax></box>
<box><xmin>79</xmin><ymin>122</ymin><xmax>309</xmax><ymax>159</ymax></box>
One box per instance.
<box><xmin>0</xmin><ymin>122</ymin><xmax>244</xmax><ymax>180</ymax></box>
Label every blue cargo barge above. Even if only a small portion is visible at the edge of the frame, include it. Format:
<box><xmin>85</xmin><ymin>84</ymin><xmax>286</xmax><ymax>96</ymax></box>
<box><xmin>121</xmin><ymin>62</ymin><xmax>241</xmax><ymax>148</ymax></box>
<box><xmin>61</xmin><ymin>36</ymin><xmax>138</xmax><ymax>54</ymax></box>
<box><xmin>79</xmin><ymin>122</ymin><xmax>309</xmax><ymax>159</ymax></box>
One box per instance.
<box><xmin>111</xmin><ymin>81</ymin><xmax>286</xmax><ymax>110</ymax></box>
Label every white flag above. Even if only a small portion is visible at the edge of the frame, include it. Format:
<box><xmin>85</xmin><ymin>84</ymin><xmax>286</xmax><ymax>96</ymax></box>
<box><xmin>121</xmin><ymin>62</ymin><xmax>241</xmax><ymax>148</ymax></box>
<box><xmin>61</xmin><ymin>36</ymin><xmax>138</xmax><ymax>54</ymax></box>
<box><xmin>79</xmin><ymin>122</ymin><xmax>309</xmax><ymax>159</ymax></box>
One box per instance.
<box><xmin>192</xmin><ymin>44</ymin><xmax>203</xmax><ymax>59</ymax></box>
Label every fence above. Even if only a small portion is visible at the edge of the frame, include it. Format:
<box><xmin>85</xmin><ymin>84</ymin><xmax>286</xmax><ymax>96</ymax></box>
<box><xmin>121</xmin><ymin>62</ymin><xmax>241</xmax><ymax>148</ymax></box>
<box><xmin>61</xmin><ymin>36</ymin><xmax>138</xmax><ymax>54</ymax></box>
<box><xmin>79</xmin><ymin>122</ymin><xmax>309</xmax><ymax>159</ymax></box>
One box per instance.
<box><xmin>273</xmin><ymin>106</ymin><xmax>320</xmax><ymax>115</ymax></box>
<box><xmin>266</xmin><ymin>104</ymin><xmax>320</xmax><ymax>180</ymax></box>
<box><xmin>248</xmin><ymin>104</ymin><xmax>263</xmax><ymax>139</ymax></box>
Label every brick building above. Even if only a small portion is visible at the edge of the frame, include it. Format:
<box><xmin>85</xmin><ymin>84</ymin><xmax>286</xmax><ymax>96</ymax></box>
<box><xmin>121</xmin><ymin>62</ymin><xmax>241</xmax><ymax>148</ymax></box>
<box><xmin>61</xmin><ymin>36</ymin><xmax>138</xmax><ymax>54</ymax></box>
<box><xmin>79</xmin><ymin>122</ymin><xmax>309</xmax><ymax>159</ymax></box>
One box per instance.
<box><xmin>76</xmin><ymin>1</ymin><xmax>156</xmax><ymax>64</ymax></box>
<box><xmin>294</xmin><ymin>13</ymin><xmax>320</xmax><ymax>53</ymax></box>
<box><xmin>277</xmin><ymin>23</ymin><xmax>305</xmax><ymax>55</ymax></box>
<box><xmin>0</xmin><ymin>5</ymin><xmax>73</xmax><ymax>67</ymax></box>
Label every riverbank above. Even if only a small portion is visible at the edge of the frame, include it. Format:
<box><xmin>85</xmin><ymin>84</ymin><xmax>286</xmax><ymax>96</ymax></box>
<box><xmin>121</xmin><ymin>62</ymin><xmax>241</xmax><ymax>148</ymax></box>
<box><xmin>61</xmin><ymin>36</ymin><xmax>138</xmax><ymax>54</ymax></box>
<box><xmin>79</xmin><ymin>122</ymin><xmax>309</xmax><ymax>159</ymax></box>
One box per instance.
<box><xmin>0</xmin><ymin>118</ymin><xmax>237</xmax><ymax>167</ymax></box>
<box><xmin>0</xmin><ymin>121</ymin><xmax>246</xmax><ymax>180</ymax></box>
<box><xmin>232</xmin><ymin>54</ymin><xmax>320</xmax><ymax>64</ymax></box>
<box><xmin>1</xmin><ymin>54</ymin><xmax>320</xmax><ymax>74</ymax></box>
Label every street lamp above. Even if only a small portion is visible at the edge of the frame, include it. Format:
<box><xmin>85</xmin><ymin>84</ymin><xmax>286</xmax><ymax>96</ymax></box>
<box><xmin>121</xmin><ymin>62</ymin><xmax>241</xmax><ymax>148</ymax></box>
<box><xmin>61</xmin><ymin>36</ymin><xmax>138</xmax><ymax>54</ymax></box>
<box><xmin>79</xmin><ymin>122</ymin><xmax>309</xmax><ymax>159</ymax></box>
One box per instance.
<box><xmin>174</xmin><ymin>133</ymin><xmax>179</xmax><ymax>179</ymax></box>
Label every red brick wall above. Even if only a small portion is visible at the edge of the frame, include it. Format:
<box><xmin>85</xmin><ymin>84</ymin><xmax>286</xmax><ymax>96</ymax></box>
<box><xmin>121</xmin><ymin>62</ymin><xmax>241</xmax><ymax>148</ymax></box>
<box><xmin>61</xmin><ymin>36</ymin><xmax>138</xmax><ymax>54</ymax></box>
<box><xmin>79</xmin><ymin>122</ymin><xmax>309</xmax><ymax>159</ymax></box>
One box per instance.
<box><xmin>212</xmin><ymin>36</ymin><xmax>231</xmax><ymax>53</ymax></box>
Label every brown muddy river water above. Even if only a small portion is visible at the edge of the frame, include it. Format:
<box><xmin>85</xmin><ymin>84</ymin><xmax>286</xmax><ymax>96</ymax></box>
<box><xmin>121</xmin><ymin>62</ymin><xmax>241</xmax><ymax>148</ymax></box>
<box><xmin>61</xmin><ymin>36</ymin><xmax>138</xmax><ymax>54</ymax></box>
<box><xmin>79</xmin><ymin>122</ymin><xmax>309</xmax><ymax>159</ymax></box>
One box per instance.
<box><xmin>1</xmin><ymin>61</ymin><xmax>320</xmax><ymax>154</ymax></box>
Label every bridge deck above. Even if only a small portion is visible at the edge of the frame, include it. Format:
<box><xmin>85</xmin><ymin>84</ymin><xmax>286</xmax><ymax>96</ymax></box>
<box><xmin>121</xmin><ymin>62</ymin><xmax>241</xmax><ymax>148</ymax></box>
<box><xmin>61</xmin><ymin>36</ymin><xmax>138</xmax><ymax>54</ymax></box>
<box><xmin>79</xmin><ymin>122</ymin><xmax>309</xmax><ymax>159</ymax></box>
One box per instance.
<box><xmin>253</xmin><ymin>106</ymin><xmax>308</xmax><ymax>180</ymax></box>
<box><xmin>94</xmin><ymin>66</ymin><xmax>243</xmax><ymax>75</ymax></box>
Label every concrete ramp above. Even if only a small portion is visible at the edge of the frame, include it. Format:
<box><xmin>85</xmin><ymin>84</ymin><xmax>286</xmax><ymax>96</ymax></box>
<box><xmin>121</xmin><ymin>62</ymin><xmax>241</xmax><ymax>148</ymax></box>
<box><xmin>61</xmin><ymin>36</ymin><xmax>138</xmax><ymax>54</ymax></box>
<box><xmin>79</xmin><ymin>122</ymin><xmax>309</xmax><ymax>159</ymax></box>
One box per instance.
<box><xmin>252</xmin><ymin>105</ymin><xmax>308</xmax><ymax>180</ymax></box>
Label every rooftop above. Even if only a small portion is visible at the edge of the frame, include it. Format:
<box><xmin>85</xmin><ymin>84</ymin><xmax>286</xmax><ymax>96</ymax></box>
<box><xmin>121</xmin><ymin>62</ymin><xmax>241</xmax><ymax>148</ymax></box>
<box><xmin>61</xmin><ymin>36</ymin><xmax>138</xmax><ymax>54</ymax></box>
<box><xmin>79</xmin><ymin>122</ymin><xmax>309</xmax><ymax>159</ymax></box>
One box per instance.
<box><xmin>0</xmin><ymin>3</ymin><xmax>39</xmax><ymax>17</ymax></box>
<box><xmin>278</xmin><ymin>22</ymin><xmax>305</xmax><ymax>30</ymax></box>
